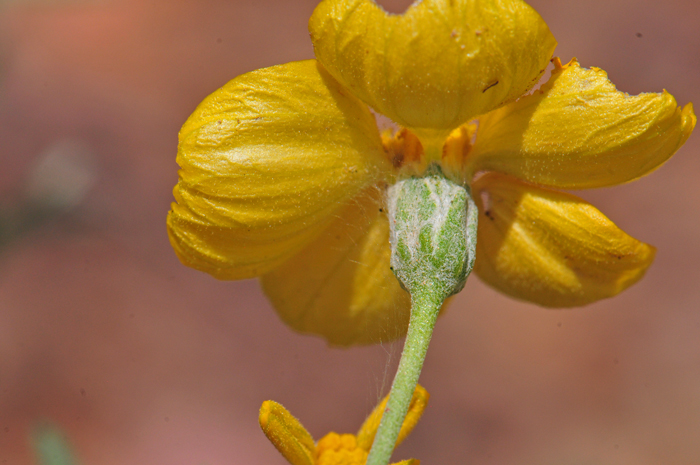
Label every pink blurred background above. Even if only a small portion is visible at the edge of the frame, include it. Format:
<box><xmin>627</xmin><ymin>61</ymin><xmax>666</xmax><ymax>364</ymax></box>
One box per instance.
<box><xmin>0</xmin><ymin>0</ymin><xmax>699</xmax><ymax>463</ymax></box>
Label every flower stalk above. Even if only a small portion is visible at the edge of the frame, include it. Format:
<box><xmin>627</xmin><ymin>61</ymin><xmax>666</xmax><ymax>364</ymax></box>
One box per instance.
<box><xmin>368</xmin><ymin>165</ymin><xmax>478</xmax><ymax>465</ymax></box>
<box><xmin>365</xmin><ymin>291</ymin><xmax>441</xmax><ymax>465</ymax></box>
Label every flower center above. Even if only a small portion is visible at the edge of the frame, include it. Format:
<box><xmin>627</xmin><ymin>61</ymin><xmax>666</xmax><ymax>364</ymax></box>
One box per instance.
<box><xmin>381</xmin><ymin>124</ymin><xmax>476</xmax><ymax>183</ymax></box>
<box><xmin>381</xmin><ymin>128</ymin><xmax>423</xmax><ymax>170</ymax></box>
<box><xmin>316</xmin><ymin>432</ymin><xmax>368</xmax><ymax>465</ymax></box>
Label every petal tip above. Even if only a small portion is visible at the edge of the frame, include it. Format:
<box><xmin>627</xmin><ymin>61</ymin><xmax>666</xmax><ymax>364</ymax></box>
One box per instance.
<box><xmin>611</xmin><ymin>241</ymin><xmax>656</xmax><ymax>297</ymax></box>
<box><xmin>259</xmin><ymin>401</ymin><xmax>274</xmax><ymax>429</ymax></box>
<box><xmin>681</xmin><ymin>102</ymin><xmax>697</xmax><ymax>142</ymax></box>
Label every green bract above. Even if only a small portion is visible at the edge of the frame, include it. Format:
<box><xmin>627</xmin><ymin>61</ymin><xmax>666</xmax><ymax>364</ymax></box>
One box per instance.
<box><xmin>388</xmin><ymin>165</ymin><xmax>478</xmax><ymax>301</ymax></box>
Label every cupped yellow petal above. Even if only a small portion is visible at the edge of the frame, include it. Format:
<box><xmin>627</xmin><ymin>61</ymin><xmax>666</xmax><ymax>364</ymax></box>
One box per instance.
<box><xmin>473</xmin><ymin>173</ymin><xmax>656</xmax><ymax>307</ymax></box>
<box><xmin>260</xmin><ymin>187</ymin><xmax>413</xmax><ymax>346</ymax></box>
<box><xmin>167</xmin><ymin>60</ymin><xmax>389</xmax><ymax>280</ymax></box>
<box><xmin>356</xmin><ymin>384</ymin><xmax>429</xmax><ymax>451</ymax></box>
<box><xmin>469</xmin><ymin>58</ymin><xmax>697</xmax><ymax>189</ymax></box>
<box><xmin>259</xmin><ymin>400</ymin><xmax>316</xmax><ymax>465</ymax></box>
<box><xmin>309</xmin><ymin>0</ymin><xmax>556</xmax><ymax>137</ymax></box>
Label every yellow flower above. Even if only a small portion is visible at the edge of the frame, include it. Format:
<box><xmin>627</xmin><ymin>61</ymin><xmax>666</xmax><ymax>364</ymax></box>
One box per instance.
<box><xmin>167</xmin><ymin>0</ymin><xmax>696</xmax><ymax>345</ymax></box>
<box><xmin>259</xmin><ymin>384</ymin><xmax>429</xmax><ymax>465</ymax></box>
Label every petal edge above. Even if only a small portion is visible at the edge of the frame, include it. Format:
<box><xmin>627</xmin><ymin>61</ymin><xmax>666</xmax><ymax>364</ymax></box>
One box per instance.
<box><xmin>469</xmin><ymin>58</ymin><xmax>696</xmax><ymax>189</ymax></box>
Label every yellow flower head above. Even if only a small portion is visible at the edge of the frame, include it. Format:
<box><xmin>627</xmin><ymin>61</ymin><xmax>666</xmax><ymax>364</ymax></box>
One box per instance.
<box><xmin>259</xmin><ymin>384</ymin><xmax>429</xmax><ymax>465</ymax></box>
<box><xmin>167</xmin><ymin>0</ymin><xmax>696</xmax><ymax>345</ymax></box>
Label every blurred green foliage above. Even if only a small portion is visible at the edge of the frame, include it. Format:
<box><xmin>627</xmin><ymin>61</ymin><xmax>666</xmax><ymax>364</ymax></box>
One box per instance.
<box><xmin>32</xmin><ymin>423</ymin><xmax>79</xmax><ymax>465</ymax></box>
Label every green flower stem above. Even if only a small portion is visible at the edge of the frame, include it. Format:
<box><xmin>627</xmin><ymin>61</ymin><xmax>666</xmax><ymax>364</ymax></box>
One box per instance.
<box><xmin>368</xmin><ymin>164</ymin><xmax>479</xmax><ymax>465</ymax></box>
<box><xmin>366</xmin><ymin>289</ymin><xmax>442</xmax><ymax>465</ymax></box>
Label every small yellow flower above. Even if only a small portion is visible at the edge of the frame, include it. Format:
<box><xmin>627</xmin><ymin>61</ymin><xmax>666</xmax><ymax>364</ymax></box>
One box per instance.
<box><xmin>167</xmin><ymin>0</ymin><xmax>695</xmax><ymax>345</ymax></box>
<box><xmin>259</xmin><ymin>384</ymin><xmax>429</xmax><ymax>465</ymax></box>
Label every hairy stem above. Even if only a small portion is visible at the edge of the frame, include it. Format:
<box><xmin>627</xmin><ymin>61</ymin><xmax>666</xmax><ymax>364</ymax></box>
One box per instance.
<box><xmin>366</xmin><ymin>290</ymin><xmax>442</xmax><ymax>465</ymax></box>
<box><xmin>369</xmin><ymin>163</ymin><xmax>478</xmax><ymax>465</ymax></box>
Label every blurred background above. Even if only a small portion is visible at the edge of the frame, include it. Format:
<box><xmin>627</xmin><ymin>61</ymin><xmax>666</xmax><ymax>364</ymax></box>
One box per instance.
<box><xmin>0</xmin><ymin>0</ymin><xmax>698</xmax><ymax>464</ymax></box>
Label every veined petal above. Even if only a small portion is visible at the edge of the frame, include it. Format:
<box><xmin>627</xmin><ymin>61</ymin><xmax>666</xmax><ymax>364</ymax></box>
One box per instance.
<box><xmin>356</xmin><ymin>384</ymin><xmax>429</xmax><ymax>451</ymax></box>
<box><xmin>260</xmin><ymin>187</ymin><xmax>413</xmax><ymax>346</ymax></box>
<box><xmin>309</xmin><ymin>0</ymin><xmax>556</xmax><ymax>136</ymax></box>
<box><xmin>167</xmin><ymin>60</ymin><xmax>389</xmax><ymax>280</ymax></box>
<box><xmin>473</xmin><ymin>173</ymin><xmax>656</xmax><ymax>307</ymax></box>
<box><xmin>469</xmin><ymin>58</ymin><xmax>697</xmax><ymax>189</ymax></box>
<box><xmin>259</xmin><ymin>401</ymin><xmax>316</xmax><ymax>465</ymax></box>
